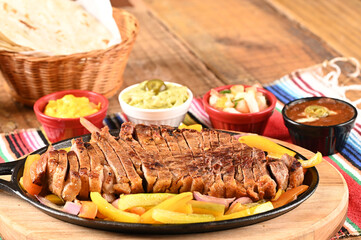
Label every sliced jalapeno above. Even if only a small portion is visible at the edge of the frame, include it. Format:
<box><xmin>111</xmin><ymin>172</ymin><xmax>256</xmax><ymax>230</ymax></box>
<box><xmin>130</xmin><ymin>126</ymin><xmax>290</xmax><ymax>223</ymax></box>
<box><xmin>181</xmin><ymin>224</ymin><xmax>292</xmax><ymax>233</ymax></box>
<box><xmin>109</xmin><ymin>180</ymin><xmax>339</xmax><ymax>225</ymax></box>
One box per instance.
<box><xmin>145</xmin><ymin>79</ymin><xmax>167</xmax><ymax>95</ymax></box>
<box><xmin>304</xmin><ymin>105</ymin><xmax>330</xmax><ymax>118</ymax></box>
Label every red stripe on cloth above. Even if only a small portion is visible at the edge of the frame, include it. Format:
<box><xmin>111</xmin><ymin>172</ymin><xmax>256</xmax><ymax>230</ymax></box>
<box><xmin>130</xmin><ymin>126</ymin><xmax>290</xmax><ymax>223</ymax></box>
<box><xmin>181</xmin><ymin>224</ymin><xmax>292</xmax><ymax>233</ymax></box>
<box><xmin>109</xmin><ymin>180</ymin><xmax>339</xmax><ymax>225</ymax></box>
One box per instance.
<box><xmin>324</xmin><ymin>156</ymin><xmax>361</xmax><ymax>228</ymax></box>
<box><xmin>294</xmin><ymin>72</ymin><xmax>325</xmax><ymax>97</ymax></box>
<box><xmin>14</xmin><ymin>132</ymin><xmax>31</xmax><ymax>155</ymax></box>
<box><xmin>291</xmin><ymin>74</ymin><xmax>323</xmax><ymax>97</ymax></box>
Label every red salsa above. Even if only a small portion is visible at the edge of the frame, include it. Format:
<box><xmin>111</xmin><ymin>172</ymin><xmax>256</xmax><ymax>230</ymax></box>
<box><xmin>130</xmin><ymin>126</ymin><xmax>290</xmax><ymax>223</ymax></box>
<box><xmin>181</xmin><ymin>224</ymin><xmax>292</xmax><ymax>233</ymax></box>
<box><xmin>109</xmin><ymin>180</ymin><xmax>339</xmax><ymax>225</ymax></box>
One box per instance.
<box><xmin>286</xmin><ymin>98</ymin><xmax>355</xmax><ymax>126</ymax></box>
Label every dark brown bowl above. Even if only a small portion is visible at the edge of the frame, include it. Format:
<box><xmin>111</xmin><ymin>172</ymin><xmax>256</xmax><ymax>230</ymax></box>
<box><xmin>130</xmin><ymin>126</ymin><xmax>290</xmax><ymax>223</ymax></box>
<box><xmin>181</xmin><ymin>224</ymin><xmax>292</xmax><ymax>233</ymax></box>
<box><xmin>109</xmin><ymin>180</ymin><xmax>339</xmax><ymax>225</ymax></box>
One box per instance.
<box><xmin>282</xmin><ymin>97</ymin><xmax>358</xmax><ymax>155</ymax></box>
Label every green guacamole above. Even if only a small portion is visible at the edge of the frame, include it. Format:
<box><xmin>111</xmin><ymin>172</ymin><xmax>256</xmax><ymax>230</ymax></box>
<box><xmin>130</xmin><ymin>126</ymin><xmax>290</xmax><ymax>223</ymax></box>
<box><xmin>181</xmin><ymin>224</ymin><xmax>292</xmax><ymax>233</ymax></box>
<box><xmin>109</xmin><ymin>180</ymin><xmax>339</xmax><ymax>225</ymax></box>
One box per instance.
<box><xmin>121</xmin><ymin>81</ymin><xmax>189</xmax><ymax>109</ymax></box>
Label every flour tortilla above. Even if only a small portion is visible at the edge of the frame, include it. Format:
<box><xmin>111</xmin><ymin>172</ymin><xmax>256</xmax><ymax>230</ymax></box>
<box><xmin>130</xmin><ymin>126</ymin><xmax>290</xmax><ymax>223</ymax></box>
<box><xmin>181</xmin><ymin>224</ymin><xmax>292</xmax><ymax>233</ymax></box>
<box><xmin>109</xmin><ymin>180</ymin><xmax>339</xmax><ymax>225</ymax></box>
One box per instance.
<box><xmin>0</xmin><ymin>0</ymin><xmax>113</xmax><ymax>55</ymax></box>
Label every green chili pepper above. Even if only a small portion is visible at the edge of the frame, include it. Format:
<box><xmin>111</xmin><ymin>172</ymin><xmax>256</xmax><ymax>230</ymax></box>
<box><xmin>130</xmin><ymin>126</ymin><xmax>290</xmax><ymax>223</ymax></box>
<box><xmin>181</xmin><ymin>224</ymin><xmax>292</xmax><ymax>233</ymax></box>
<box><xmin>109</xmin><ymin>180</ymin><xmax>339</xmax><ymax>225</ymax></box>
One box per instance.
<box><xmin>145</xmin><ymin>79</ymin><xmax>167</xmax><ymax>95</ymax></box>
<box><xmin>304</xmin><ymin>105</ymin><xmax>330</xmax><ymax>118</ymax></box>
<box><xmin>219</xmin><ymin>89</ymin><xmax>231</xmax><ymax>94</ymax></box>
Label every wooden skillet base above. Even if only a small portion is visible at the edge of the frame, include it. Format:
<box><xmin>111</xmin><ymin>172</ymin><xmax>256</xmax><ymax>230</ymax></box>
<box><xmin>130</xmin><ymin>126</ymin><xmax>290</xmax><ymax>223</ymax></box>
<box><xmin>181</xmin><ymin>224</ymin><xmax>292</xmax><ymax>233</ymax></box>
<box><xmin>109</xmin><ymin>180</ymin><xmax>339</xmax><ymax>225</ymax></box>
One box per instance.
<box><xmin>0</xmin><ymin>139</ymin><xmax>348</xmax><ymax>240</ymax></box>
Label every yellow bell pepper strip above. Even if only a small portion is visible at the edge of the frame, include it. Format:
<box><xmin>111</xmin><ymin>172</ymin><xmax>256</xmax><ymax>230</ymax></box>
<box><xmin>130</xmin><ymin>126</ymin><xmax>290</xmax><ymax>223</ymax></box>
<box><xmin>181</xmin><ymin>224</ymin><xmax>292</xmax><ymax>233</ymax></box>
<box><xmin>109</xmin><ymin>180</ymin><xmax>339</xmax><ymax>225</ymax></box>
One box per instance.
<box><xmin>217</xmin><ymin>201</ymin><xmax>274</xmax><ymax>221</ymax></box>
<box><xmin>127</xmin><ymin>206</ymin><xmax>146</xmax><ymax>216</ymax></box>
<box><xmin>78</xmin><ymin>201</ymin><xmax>98</xmax><ymax>219</ymax></box>
<box><xmin>22</xmin><ymin>154</ymin><xmax>42</xmax><ymax>195</ymax></box>
<box><xmin>178</xmin><ymin>123</ymin><xmax>203</xmax><ymax>132</ymax></box>
<box><xmin>189</xmin><ymin>200</ymin><xmax>225</xmax><ymax>217</ymax></box>
<box><xmin>45</xmin><ymin>194</ymin><xmax>65</xmax><ymax>205</ymax></box>
<box><xmin>225</xmin><ymin>202</ymin><xmax>247</xmax><ymax>215</ymax></box>
<box><xmin>271</xmin><ymin>189</ymin><xmax>285</xmax><ymax>202</ymax></box>
<box><xmin>140</xmin><ymin>192</ymin><xmax>193</xmax><ymax>223</ymax></box>
<box><xmin>90</xmin><ymin>192</ymin><xmax>140</xmax><ymax>223</ymax></box>
<box><xmin>272</xmin><ymin>185</ymin><xmax>309</xmax><ymax>209</ymax></box>
<box><xmin>238</xmin><ymin>135</ymin><xmax>296</xmax><ymax>158</ymax></box>
<box><xmin>117</xmin><ymin>193</ymin><xmax>175</xmax><ymax>210</ymax></box>
<box><xmin>174</xmin><ymin>203</ymin><xmax>193</xmax><ymax>214</ymax></box>
<box><xmin>298</xmin><ymin>152</ymin><xmax>323</xmax><ymax>168</ymax></box>
<box><xmin>152</xmin><ymin>209</ymin><xmax>215</xmax><ymax>224</ymax></box>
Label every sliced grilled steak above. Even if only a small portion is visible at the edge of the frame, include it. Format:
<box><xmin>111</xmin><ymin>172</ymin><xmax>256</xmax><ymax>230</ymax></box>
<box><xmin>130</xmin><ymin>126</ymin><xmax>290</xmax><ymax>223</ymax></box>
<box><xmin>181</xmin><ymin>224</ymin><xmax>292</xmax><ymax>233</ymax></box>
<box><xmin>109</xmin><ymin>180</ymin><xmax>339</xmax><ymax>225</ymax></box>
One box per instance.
<box><xmin>88</xmin><ymin>142</ymin><xmax>116</xmax><ymax>201</ymax></box>
<box><xmin>151</xmin><ymin>125</ymin><xmax>184</xmax><ymax>193</ymax></box>
<box><xmin>217</xmin><ymin>132</ymin><xmax>240</xmax><ymax>198</ymax></box>
<box><xmin>134</xmin><ymin>124</ymin><xmax>172</xmax><ymax>193</ymax></box>
<box><xmin>32</xmin><ymin>146</ymin><xmax>53</xmax><ymax>186</ymax></box>
<box><xmin>46</xmin><ymin>150</ymin><xmax>58</xmax><ymax>195</ymax></box>
<box><xmin>288</xmin><ymin>158</ymin><xmax>304</xmax><ymax>190</ymax></box>
<box><xmin>230</xmin><ymin>137</ymin><xmax>248</xmax><ymax>198</ymax></box>
<box><xmin>99</xmin><ymin>127</ymin><xmax>143</xmax><ymax>193</ymax></box>
<box><xmin>62</xmin><ymin>151</ymin><xmax>81</xmax><ymax>201</ymax></box>
<box><xmin>181</xmin><ymin>129</ymin><xmax>206</xmax><ymax>193</ymax></box>
<box><xmin>207</xmin><ymin>130</ymin><xmax>226</xmax><ymax>197</ymax></box>
<box><xmin>279</xmin><ymin>154</ymin><xmax>304</xmax><ymax>190</ymax></box>
<box><xmin>102</xmin><ymin>165</ymin><xmax>116</xmax><ymax>202</ymax></box>
<box><xmin>160</xmin><ymin>126</ymin><xmax>193</xmax><ymax>192</ymax></box>
<box><xmin>239</xmin><ymin>145</ymin><xmax>259</xmax><ymax>201</ymax></box>
<box><xmin>252</xmin><ymin>148</ymin><xmax>277</xmax><ymax>199</ymax></box>
<box><xmin>268</xmin><ymin>159</ymin><xmax>289</xmax><ymax>191</ymax></box>
<box><xmin>84</xmin><ymin>142</ymin><xmax>104</xmax><ymax>193</ymax></box>
<box><xmin>51</xmin><ymin>150</ymin><xmax>68</xmax><ymax>197</ymax></box>
<box><xmin>119</xmin><ymin>122</ymin><xmax>158</xmax><ymax>193</ymax></box>
<box><xmin>71</xmin><ymin>138</ymin><xmax>91</xmax><ymax>199</ymax></box>
<box><xmin>200</xmin><ymin>129</ymin><xmax>215</xmax><ymax>194</ymax></box>
<box><xmin>92</xmin><ymin>132</ymin><xmax>131</xmax><ymax>194</ymax></box>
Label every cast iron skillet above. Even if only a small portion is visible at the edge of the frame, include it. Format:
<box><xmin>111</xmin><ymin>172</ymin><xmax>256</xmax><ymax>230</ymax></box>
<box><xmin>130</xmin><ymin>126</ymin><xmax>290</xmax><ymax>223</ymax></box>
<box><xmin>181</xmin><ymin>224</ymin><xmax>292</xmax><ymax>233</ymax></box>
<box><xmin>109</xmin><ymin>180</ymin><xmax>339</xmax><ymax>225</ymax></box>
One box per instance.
<box><xmin>0</xmin><ymin>129</ymin><xmax>319</xmax><ymax>234</ymax></box>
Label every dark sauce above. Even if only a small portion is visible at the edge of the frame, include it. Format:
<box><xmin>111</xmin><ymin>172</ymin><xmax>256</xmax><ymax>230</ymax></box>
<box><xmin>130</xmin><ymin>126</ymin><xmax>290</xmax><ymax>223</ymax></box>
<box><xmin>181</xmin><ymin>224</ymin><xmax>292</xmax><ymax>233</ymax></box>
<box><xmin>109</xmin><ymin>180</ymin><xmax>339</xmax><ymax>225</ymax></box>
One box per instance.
<box><xmin>286</xmin><ymin>98</ymin><xmax>355</xmax><ymax>126</ymax></box>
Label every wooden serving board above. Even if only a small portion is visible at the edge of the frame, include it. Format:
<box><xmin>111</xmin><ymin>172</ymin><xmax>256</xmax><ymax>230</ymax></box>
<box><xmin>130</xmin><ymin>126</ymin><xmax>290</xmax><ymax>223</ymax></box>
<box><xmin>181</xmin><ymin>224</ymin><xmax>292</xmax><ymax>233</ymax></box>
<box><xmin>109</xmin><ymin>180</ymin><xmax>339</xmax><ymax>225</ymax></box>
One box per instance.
<box><xmin>0</xmin><ymin>139</ymin><xmax>348</xmax><ymax>240</ymax></box>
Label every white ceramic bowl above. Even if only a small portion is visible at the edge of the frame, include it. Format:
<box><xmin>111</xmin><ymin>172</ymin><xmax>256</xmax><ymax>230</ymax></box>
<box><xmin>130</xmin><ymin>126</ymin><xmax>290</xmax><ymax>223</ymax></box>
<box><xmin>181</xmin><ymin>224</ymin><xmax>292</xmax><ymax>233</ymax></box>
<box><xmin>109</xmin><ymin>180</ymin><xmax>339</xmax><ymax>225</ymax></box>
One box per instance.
<box><xmin>118</xmin><ymin>82</ymin><xmax>193</xmax><ymax>127</ymax></box>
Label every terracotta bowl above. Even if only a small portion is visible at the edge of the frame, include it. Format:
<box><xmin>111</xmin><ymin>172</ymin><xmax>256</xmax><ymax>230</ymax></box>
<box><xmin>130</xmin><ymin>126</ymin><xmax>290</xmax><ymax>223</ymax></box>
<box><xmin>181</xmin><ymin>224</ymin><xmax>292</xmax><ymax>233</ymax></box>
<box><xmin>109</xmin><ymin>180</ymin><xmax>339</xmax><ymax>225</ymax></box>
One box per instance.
<box><xmin>34</xmin><ymin>90</ymin><xmax>108</xmax><ymax>143</ymax></box>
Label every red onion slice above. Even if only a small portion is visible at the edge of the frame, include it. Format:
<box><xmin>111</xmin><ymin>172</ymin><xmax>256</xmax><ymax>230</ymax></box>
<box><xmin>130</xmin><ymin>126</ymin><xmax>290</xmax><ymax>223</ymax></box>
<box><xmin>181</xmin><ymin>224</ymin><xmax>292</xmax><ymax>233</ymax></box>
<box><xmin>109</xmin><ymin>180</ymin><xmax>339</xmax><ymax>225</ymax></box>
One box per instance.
<box><xmin>193</xmin><ymin>191</ymin><xmax>235</xmax><ymax>208</ymax></box>
<box><xmin>63</xmin><ymin>201</ymin><xmax>81</xmax><ymax>215</ymax></box>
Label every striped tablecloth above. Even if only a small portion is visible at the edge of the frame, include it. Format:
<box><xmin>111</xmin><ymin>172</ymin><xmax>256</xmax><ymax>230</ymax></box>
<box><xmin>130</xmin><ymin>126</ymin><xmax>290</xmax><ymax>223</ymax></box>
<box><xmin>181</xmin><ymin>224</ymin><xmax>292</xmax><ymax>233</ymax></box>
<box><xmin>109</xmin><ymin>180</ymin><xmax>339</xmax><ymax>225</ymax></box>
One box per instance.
<box><xmin>0</xmin><ymin>73</ymin><xmax>360</xmax><ymax>239</ymax></box>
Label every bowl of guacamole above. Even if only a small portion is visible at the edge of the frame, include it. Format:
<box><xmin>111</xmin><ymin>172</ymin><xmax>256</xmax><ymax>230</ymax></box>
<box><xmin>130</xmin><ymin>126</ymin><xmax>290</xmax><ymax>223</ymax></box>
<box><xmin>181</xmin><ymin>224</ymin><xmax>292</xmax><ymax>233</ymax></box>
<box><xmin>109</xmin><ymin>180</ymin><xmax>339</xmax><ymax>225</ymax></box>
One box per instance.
<box><xmin>118</xmin><ymin>80</ymin><xmax>193</xmax><ymax>127</ymax></box>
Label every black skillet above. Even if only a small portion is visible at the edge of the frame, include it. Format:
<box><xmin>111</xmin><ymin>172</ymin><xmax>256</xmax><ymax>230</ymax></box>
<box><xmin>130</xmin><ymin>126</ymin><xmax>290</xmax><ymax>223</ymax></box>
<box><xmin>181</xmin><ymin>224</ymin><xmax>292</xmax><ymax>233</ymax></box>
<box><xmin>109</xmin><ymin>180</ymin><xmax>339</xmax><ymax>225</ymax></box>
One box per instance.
<box><xmin>0</xmin><ymin>129</ymin><xmax>319</xmax><ymax>234</ymax></box>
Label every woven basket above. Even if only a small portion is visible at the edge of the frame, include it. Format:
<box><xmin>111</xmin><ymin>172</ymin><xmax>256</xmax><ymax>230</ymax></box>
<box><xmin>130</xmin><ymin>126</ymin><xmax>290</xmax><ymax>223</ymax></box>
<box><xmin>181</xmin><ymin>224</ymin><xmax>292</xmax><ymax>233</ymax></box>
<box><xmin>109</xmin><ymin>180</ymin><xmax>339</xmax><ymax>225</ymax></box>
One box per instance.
<box><xmin>0</xmin><ymin>8</ymin><xmax>139</xmax><ymax>106</ymax></box>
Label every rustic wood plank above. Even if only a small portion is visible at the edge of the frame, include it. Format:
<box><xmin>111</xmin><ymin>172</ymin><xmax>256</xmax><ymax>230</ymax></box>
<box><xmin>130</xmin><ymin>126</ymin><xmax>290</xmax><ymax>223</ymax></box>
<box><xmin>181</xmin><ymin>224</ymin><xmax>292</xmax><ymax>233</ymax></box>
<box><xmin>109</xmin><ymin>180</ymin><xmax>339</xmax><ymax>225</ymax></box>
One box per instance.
<box><xmin>268</xmin><ymin>0</ymin><xmax>361</xmax><ymax>65</ymax></box>
<box><xmin>142</xmin><ymin>0</ymin><xmax>338</xmax><ymax>85</ymax></box>
<box><xmin>0</xmin><ymin>140</ymin><xmax>348</xmax><ymax>240</ymax></box>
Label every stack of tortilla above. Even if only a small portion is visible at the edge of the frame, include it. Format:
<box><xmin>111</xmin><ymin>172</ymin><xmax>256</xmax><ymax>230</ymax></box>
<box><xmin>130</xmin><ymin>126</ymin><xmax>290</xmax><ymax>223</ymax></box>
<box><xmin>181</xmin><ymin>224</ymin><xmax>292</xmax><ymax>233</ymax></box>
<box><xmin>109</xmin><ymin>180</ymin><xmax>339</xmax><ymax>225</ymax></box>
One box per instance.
<box><xmin>0</xmin><ymin>0</ymin><xmax>113</xmax><ymax>55</ymax></box>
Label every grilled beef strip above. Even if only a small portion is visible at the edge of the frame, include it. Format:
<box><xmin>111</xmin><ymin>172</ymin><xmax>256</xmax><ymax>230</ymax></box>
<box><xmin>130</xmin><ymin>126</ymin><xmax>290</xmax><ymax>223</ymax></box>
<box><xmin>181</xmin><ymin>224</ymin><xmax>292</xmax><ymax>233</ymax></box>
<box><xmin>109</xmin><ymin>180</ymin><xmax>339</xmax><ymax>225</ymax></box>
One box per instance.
<box><xmin>71</xmin><ymin>138</ymin><xmax>91</xmax><ymax>199</ymax></box>
<box><xmin>91</xmin><ymin>132</ymin><xmax>131</xmax><ymax>194</ymax></box>
<box><xmin>160</xmin><ymin>126</ymin><xmax>193</xmax><ymax>192</ymax></box>
<box><xmin>268</xmin><ymin>159</ymin><xmax>289</xmax><ymax>191</ymax></box>
<box><xmin>119</xmin><ymin>122</ymin><xmax>158</xmax><ymax>193</ymax></box>
<box><xmin>287</xmin><ymin>158</ymin><xmax>304</xmax><ymax>190</ymax></box>
<box><xmin>134</xmin><ymin>124</ymin><xmax>173</xmax><ymax>193</ymax></box>
<box><xmin>279</xmin><ymin>154</ymin><xmax>304</xmax><ymax>190</ymax></box>
<box><xmin>168</xmin><ymin>128</ymin><xmax>203</xmax><ymax>192</ymax></box>
<box><xmin>181</xmin><ymin>129</ymin><xmax>207</xmax><ymax>193</ymax></box>
<box><xmin>62</xmin><ymin>151</ymin><xmax>81</xmax><ymax>201</ymax></box>
<box><xmin>251</xmin><ymin>148</ymin><xmax>277</xmax><ymax>199</ymax></box>
<box><xmin>99</xmin><ymin>127</ymin><xmax>143</xmax><ymax>193</ymax></box>
<box><xmin>32</xmin><ymin>146</ymin><xmax>53</xmax><ymax>186</ymax></box>
<box><xmin>239</xmin><ymin>145</ymin><xmax>259</xmax><ymax>201</ymax></box>
<box><xmin>151</xmin><ymin>125</ymin><xmax>184</xmax><ymax>193</ymax></box>
<box><xmin>207</xmin><ymin>130</ymin><xmax>226</xmax><ymax>198</ymax></box>
<box><xmin>84</xmin><ymin>143</ymin><xmax>104</xmax><ymax>193</ymax></box>
<box><xmin>230</xmin><ymin>138</ymin><xmax>248</xmax><ymax>198</ymax></box>
<box><xmin>88</xmin><ymin>142</ymin><xmax>116</xmax><ymax>201</ymax></box>
<box><xmin>200</xmin><ymin>129</ymin><xmax>215</xmax><ymax>195</ymax></box>
<box><xmin>51</xmin><ymin>150</ymin><xmax>68</xmax><ymax>197</ymax></box>
<box><xmin>46</xmin><ymin>150</ymin><xmax>58</xmax><ymax>195</ymax></box>
<box><xmin>217</xmin><ymin>132</ymin><xmax>240</xmax><ymax>198</ymax></box>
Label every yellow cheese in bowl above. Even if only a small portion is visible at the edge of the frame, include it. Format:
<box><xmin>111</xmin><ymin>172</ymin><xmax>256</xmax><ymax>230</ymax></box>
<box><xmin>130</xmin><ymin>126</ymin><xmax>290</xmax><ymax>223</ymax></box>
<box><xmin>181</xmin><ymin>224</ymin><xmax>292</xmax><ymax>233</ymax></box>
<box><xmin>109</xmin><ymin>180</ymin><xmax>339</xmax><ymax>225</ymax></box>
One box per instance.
<box><xmin>44</xmin><ymin>94</ymin><xmax>101</xmax><ymax>118</ymax></box>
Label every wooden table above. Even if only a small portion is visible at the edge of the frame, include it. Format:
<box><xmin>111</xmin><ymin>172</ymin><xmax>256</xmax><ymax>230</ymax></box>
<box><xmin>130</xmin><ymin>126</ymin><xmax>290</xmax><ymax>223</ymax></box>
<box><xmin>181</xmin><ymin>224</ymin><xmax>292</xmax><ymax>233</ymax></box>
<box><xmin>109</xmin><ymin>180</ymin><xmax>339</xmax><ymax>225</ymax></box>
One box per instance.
<box><xmin>0</xmin><ymin>0</ymin><xmax>360</xmax><ymax>239</ymax></box>
<box><xmin>0</xmin><ymin>0</ymin><xmax>360</xmax><ymax>132</ymax></box>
